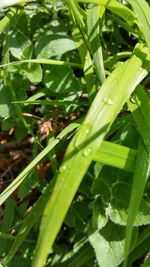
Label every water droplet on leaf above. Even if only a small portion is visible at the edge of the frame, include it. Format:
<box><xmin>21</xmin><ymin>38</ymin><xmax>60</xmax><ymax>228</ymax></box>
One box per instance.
<box><xmin>59</xmin><ymin>165</ymin><xmax>67</xmax><ymax>173</ymax></box>
<box><xmin>130</xmin><ymin>96</ymin><xmax>137</xmax><ymax>104</ymax></box>
<box><xmin>103</xmin><ymin>97</ymin><xmax>113</xmax><ymax>105</ymax></box>
<box><xmin>83</xmin><ymin>147</ymin><xmax>92</xmax><ymax>157</ymax></box>
<box><xmin>74</xmin><ymin>124</ymin><xmax>92</xmax><ymax>148</ymax></box>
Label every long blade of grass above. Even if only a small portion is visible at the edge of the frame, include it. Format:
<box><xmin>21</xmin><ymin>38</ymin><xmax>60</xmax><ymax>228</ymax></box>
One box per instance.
<box><xmin>68</xmin><ymin>1</ymin><xmax>96</xmax><ymax>102</ymax></box>
<box><xmin>73</xmin><ymin>26</ymin><xmax>96</xmax><ymax>102</ymax></box>
<box><xmin>0</xmin><ymin>8</ymin><xmax>17</xmax><ymax>34</ymax></box>
<box><xmin>0</xmin><ymin>58</ymin><xmax>82</xmax><ymax>69</ymax></box>
<box><xmin>128</xmin><ymin>235</ymin><xmax>150</xmax><ymax>266</ymax></box>
<box><xmin>94</xmin><ymin>141</ymin><xmax>136</xmax><ymax>172</ymax></box>
<box><xmin>0</xmin><ymin>134</ymin><xmax>136</xmax><ymax>207</ymax></box>
<box><xmin>126</xmin><ymin>0</ymin><xmax>150</xmax><ymax>52</ymax></box>
<box><xmin>66</xmin><ymin>0</ymin><xmax>91</xmax><ymax>53</ymax></box>
<box><xmin>123</xmin><ymin>139</ymin><xmax>150</xmax><ymax>267</ymax></box>
<box><xmin>87</xmin><ymin>4</ymin><xmax>105</xmax><ymax>85</ymax></box>
<box><xmin>3</xmin><ymin>180</ymin><xmax>54</xmax><ymax>264</ymax></box>
<box><xmin>0</xmin><ymin>122</ymin><xmax>80</xmax><ymax>206</ymax></box>
<box><xmin>31</xmin><ymin>44</ymin><xmax>148</xmax><ymax>267</ymax></box>
<box><xmin>126</xmin><ymin>84</ymin><xmax>150</xmax><ymax>266</ymax></box>
<box><xmin>77</xmin><ymin>0</ymin><xmax>137</xmax><ymax>25</ymax></box>
<box><xmin>12</xmin><ymin>99</ymin><xmax>86</xmax><ymax>106</ymax></box>
<box><xmin>128</xmin><ymin>85</ymin><xmax>150</xmax><ymax>151</ymax></box>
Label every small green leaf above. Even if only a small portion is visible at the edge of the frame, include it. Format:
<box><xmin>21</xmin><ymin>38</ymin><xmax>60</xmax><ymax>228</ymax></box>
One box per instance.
<box><xmin>35</xmin><ymin>35</ymin><xmax>76</xmax><ymax>59</ymax></box>
<box><xmin>107</xmin><ymin>199</ymin><xmax>150</xmax><ymax>226</ymax></box>
<box><xmin>8</xmin><ymin>27</ymin><xmax>32</xmax><ymax>60</ymax></box>
<box><xmin>0</xmin><ymin>83</ymin><xmax>11</xmax><ymax>118</ymax></box>
<box><xmin>89</xmin><ymin>221</ymin><xmax>125</xmax><ymax>267</ymax></box>
<box><xmin>44</xmin><ymin>65</ymin><xmax>81</xmax><ymax>96</ymax></box>
<box><xmin>22</xmin><ymin>63</ymin><xmax>42</xmax><ymax>84</ymax></box>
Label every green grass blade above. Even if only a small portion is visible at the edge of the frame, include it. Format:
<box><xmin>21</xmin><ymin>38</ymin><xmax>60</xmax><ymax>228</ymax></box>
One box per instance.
<box><xmin>31</xmin><ymin>45</ymin><xmax>148</xmax><ymax>267</ymax></box>
<box><xmin>0</xmin><ymin>9</ymin><xmax>17</xmax><ymax>34</ymax></box>
<box><xmin>66</xmin><ymin>0</ymin><xmax>91</xmax><ymax>53</ymax></box>
<box><xmin>77</xmin><ymin>0</ymin><xmax>137</xmax><ymax>25</ymax></box>
<box><xmin>94</xmin><ymin>141</ymin><xmax>136</xmax><ymax>172</ymax></box>
<box><xmin>128</xmin><ymin>236</ymin><xmax>150</xmax><ymax>266</ymax></box>
<box><xmin>0</xmin><ymin>122</ymin><xmax>79</xmax><ymax>206</ymax></box>
<box><xmin>12</xmin><ymin>99</ymin><xmax>85</xmax><ymax>106</ymax></box>
<box><xmin>126</xmin><ymin>0</ymin><xmax>150</xmax><ymax>52</ymax></box>
<box><xmin>123</xmin><ymin>139</ymin><xmax>150</xmax><ymax>267</ymax></box>
<box><xmin>0</xmin><ymin>59</ymin><xmax>82</xmax><ymax>69</ymax></box>
<box><xmin>4</xmin><ymin>181</ymin><xmax>54</xmax><ymax>264</ymax></box>
<box><xmin>87</xmin><ymin>4</ymin><xmax>105</xmax><ymax>85</ymax></box>
<box><xmin>128</xmin><ymin>85</ymin><xmax>150</xmax><ymax>151</ymax></box>
<box><xmin>73</xmin><ymin>26</ymin><xmax>96</xmax><ymax>102</ymax></box>
<box><xmin>69</xmin><ymin>0</ymin><xmax>96</xmax><ymax>102</ymax></box>
<box><xmin>0</xmin><ymin>232</ymin><xmax>34</xmax><ymax>243</ymax></box>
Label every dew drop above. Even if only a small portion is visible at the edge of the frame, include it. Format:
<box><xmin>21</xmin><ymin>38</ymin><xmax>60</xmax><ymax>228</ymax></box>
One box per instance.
<box><xmin>103</xmin><ymin>97</ymin><xmax>113</xmax><ymax>105</ymax></box>
<box><xmin>74</xmin><ymin>124</ymin><xmax>92</xmax><ymax>148</ymax></box>
<box><xmin>130</xmin><ymin>96</ymin><xmax>137</xmax><ymax>104</ymax></box>
<box><xmin>59</xmin><ymin>165</ymin><xmax>67</xmax><ymax>173</ymax></box>
<box><xmin>83</xmin><ymin>147</ymin><xmax>92</xmax><ymax>157</ymax></box>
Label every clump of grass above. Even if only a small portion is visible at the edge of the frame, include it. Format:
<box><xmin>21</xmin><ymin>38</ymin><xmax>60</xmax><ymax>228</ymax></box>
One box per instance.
<box><xmin>0</xmin><ymin>0</ymin><xmax>150</xmax><ymax>267</ymax></box>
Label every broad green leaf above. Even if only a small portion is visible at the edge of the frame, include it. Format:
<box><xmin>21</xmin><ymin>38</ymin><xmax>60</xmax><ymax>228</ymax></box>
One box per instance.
<box><xmin>107</xmin><ymin>199</ymin><xmax>150</xmax><ymax>226</ymax></box>
<box><xmin>11</xmin><ymin>73</ymin><xmax>28</xmax><ymax>101</ymax></box>
<box><xmin>15</xmin><ymin>120</ymin><xmax>28</xmax><ymax>140</ymax></box>
<box><xmin>22</xmin><ymin>63</ymin><xmax>42</xmax><ymax>84</ymax></box>
<box><xmin>35</xmin><ymin>35</ymin><xmax>76</xmax><ymax>59</ymax></box>
<box><xmin>89</xmin><ymin>197</ymin><xmax>108</xmax><ymax>232</ymax></box>
<box><xmin>0</xmin><ymin>82</ymin><xmax>11</xmax><ymax>118</ymax></box>
<box><xmin>32</xmin><ymin>44</ymin><xmax>149</xmax><ymax>267</ymax></box>
<box><xmin>44</xmin><ymin>65</ymin><xmax>81</xmax><ymax>96</ymax></box>
<box><xmin>7</xmin><ymin>27</ymin><xmax>32</xmax><ymax>60</ymax></box>
<box><xmin>89</xmin><ymin>221</ymin><xmax>125</xmax><ymax>267</ymax></box>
